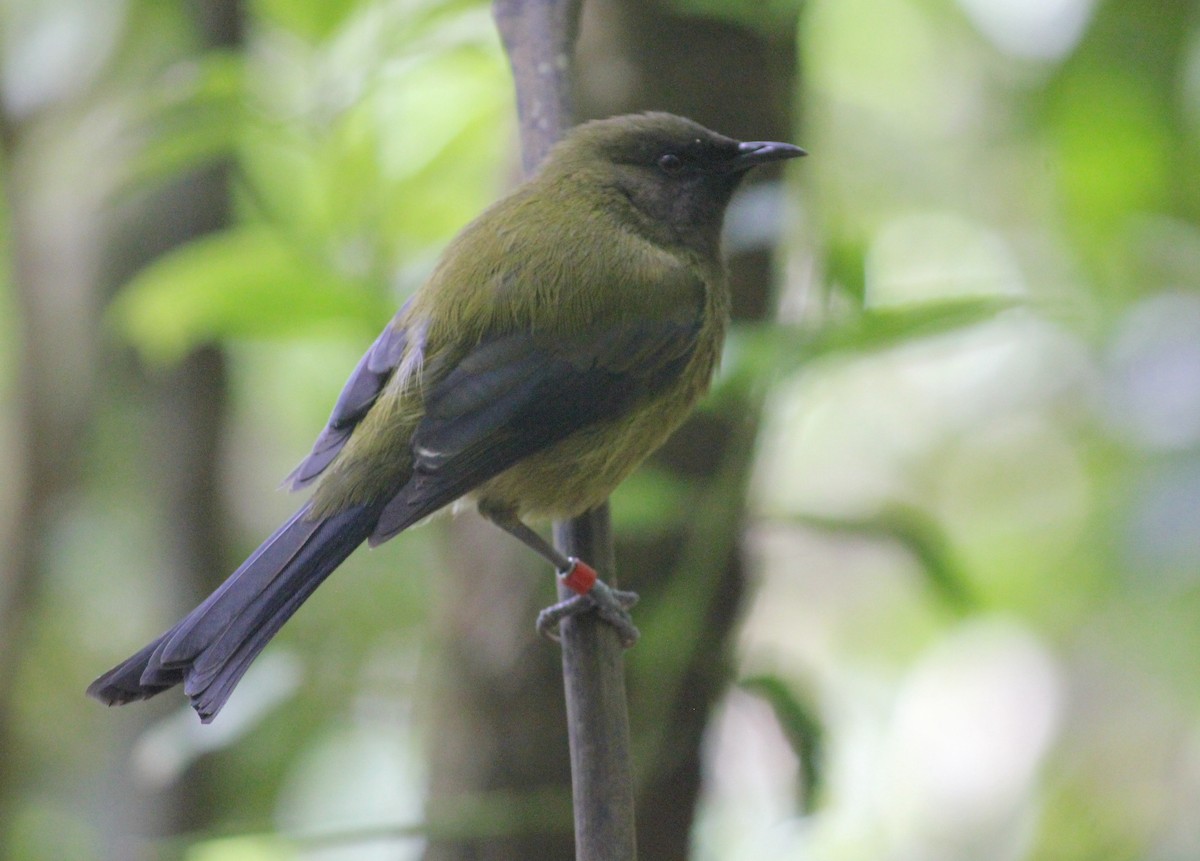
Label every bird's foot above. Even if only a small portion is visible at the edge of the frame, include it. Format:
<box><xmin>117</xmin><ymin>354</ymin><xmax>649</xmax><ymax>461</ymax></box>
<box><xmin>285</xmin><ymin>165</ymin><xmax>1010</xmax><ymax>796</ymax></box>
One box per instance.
<box><xmin>536</xmin><ymin>558</ymin><xmax>639</xmax><ymax>647</ymax></box>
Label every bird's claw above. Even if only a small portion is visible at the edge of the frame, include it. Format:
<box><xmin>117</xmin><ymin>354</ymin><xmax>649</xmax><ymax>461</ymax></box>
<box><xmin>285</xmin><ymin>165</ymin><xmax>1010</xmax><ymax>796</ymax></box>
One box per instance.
<box><xmin>537</xmin><ymin>578</ymin><xmax>639</xmax><ymax>647</ymax></box>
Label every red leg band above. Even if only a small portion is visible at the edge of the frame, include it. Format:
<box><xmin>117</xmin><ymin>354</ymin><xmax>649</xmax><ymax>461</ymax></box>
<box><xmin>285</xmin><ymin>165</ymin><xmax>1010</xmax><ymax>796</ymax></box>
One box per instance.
<box><xmin>562</xmin><ymin>558</ymin><xmax>598</xmax><ymax>595</ymax></box>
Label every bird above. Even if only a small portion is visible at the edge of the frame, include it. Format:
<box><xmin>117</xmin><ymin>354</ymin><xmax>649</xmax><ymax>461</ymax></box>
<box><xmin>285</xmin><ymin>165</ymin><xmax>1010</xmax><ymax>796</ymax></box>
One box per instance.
<box><xmin>87</xmin><ymin>112</ymin><xmax>806</xmax><ymax>722</ymax></box>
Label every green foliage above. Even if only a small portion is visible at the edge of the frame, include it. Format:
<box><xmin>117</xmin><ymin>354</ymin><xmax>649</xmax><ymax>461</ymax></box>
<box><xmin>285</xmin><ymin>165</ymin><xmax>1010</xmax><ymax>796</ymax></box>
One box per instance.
<box><xmin>783</xmin><ymin>502</ymin><xmax>976</xmax><ymax>613</ymax></box>
<box><xmin>609</xmin><ymin>466</ymin><xmax>691</xmax><ymax>534</ymax></box>
<box><xmin>740</xmin><ymin>675</ymin><xmax>825</xmax><ymax>812</ymax></box>
<box><xmin>8</xmin><ymin>0</ymin><xmax>1200</xmax><ymax>859</ymax></box>
<box><xmin>804</xmin><ymin>296</ymin><xmax>1023</xmax><ymax>359</ymax></box>
<box><xmin>110</xmin><ymin>226</ymin><xmax>392</xmax><ymax>363</ymax></box>
<box><xmin>254</xmin><ymin>0</ymin><xmax>363</xmax><ymax>40</ymax></box>
<box><xmin>717</xmin><ymin>295</ymin><xmax>1020</xmax><ymax>399</ymax></box>
<box><xmin>123</xmin><ymin>50</ymin><xmax>245</xmax><ymax>188</ymax></box>
<box><xmin>109</xmin><ymin>0</ymin><xmax>512</xmax><ymax>364</ymax></box>
<box><xmin>1049</xmin><ymin>65</ymin><xmax>1171</xmax><ymax>251</ymax></box>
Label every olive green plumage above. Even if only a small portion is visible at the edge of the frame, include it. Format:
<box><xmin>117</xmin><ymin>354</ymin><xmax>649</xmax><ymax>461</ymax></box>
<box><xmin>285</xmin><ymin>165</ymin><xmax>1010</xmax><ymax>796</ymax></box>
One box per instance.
<box><xmin>86</xmin><ymin>112</ymin><xmax>804</xmax><ymax>721</ymax></box>
<box><xmin>314</xmin><ymin>114</ymin><xmax>733</xmax><ymax>522</ymax></box>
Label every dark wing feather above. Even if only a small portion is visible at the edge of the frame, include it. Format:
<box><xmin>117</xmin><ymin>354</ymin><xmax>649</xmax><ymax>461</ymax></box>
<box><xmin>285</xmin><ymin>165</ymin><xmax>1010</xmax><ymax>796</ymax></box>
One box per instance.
<box><xmin>287</xmin><ymin>308</ymin><xmax>416</xmax><ymax>489</ymax></box>
<box><xmin>370</xmin><ymin>317</ymin><xmax>699</xmax><ymax>542</ymax></box>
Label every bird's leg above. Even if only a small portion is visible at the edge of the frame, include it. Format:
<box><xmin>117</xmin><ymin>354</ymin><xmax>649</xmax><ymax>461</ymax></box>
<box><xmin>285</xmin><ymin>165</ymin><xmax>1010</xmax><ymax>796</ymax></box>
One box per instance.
<box><xmin>477</xmin><ymin>503</ymin><xmax>639</xmax><ymax>647</ymax></box>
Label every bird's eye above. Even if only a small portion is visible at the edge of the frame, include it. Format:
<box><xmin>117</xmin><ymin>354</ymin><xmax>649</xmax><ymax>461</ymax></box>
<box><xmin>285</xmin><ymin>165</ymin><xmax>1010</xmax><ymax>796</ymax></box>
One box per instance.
<box><xmin>658</xmin><ymin>153</ymin><xmax>683</xmax><ymax>174</ymax></box>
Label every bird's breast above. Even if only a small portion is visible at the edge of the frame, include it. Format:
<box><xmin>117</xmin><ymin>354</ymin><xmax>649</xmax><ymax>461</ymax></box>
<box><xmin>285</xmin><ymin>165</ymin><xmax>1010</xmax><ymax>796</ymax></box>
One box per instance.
<box><xmin>471</xmin><ymin>308</ymin><xmax>725</xmax><ymax>520</ymax></box>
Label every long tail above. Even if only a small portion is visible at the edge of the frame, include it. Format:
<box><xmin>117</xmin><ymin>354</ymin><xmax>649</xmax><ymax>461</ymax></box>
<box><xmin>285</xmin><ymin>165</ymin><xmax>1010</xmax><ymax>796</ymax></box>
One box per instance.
<box><xmin>87</xmin><ymin>500</ymin><xmax>381</xmax><ymax>723</ymax></box>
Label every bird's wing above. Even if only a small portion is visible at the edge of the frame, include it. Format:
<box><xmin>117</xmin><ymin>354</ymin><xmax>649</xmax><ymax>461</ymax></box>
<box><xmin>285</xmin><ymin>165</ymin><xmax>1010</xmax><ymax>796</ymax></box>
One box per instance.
<box><xmin>369</xmin><ymin>313</ymin><xmax>701</xmax><ymax>543</ymax></box>
<box><xmin>286</xmin><ymin>305</ymin><xmax>416</xmax><ymax>489</ymax></box>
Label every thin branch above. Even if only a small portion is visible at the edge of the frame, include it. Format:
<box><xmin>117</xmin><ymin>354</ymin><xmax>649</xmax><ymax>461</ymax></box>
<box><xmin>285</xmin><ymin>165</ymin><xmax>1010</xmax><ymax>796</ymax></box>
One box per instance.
<box><xmin>554</xmin><ymin>508</ymin><xmax>637</xmax><ymax>860</ymax></box>
<box><xmin>492</xmin><ymin>0</ymin><xmax>581</xmax><ymax>172</ymax></box>
<box><xmin>492</xmin><ymin>1</ymin><xmax>638</xmax><ymax>859</ymax></box>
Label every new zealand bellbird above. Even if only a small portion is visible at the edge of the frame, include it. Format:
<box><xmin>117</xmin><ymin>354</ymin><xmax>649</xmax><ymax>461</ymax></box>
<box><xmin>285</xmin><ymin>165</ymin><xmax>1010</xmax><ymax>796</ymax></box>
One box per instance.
<box><xmin>88</xmin><ymin>112</ymin><xmax>805</xmax><ymax>722</ymax></box>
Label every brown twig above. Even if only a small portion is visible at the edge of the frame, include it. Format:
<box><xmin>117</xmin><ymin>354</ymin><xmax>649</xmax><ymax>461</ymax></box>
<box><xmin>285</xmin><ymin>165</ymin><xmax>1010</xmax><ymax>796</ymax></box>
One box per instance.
<box><xmin>554</xmin><ymin>508</ymin><xmax>637</xmax><ymax>860</ymax></box>
<box><xmin>492</xmin><ymin>1</ymin><xmax>638</xmax><ymax>858</ymax></box>
<box><xmin>492</xmin><ymin>0</ymin><xmax>582</xmax><ymax>172</ymax></box>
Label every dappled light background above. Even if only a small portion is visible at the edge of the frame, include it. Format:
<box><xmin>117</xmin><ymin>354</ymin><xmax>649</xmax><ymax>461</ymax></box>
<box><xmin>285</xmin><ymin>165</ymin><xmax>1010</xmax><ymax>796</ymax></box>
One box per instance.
<box><xmin>2</xmin><ymin>0</ymin><xmax>1199</xmax><ymax>859</ymax></box>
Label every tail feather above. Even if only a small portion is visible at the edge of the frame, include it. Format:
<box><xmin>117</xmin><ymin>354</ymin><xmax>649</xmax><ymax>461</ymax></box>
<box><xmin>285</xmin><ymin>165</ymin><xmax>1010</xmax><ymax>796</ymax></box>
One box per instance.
<box><xmin>86</xmin><ymin>636</ymin><xmax>182</xmax><ymax>704</ymax></box>
<box><xmin>87</xmin><ymin>501</ymin><xmax>380</xmax><ymax>723</ymax></box>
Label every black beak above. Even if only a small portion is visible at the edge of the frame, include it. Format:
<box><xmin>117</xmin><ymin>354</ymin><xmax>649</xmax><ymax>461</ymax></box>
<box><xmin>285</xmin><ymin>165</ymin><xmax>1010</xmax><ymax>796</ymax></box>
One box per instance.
<box><xmin>729</xmin><ymin>140</ymin><xmax>807</xmax><ymax>171</ymax></box>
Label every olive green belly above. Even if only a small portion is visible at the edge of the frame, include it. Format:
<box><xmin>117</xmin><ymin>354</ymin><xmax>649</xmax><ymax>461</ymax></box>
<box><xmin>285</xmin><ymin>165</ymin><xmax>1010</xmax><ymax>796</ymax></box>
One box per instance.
<box><xmin>470</xmin><ymin>371</ymin><xmax>704</xmax><ymax>520</ymax></box>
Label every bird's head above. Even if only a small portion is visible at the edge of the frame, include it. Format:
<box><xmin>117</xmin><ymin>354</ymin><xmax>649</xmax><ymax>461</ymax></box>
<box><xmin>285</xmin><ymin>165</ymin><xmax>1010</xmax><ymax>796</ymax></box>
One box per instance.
<box><xmin>541</xmin><ymin>112</ymin><xmax>806</xmax><ymax>254</ymax></box>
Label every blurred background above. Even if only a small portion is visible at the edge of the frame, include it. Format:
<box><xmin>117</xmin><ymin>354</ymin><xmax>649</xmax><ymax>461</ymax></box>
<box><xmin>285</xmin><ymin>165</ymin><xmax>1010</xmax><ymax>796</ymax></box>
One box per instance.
<box><xmin>3</xmin><ymin>0</ymin><xmax>1199</xmax><ymax>858</ymax></box>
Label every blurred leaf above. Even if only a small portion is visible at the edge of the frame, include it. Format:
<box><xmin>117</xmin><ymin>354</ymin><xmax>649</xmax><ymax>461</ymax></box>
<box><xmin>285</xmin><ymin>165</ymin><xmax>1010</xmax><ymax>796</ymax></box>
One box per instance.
<box><xmin>1049</xmin><ymin>65</ymin><xmax>1170</xmax><ymax>248</ymax></box>
<box><xmin>110</xmin><ymin>226</ymin><xmax>391</xmax><ymax>364</ymax></box>
<box><xmin>124</xmin><ymin>51</ymin><xmax>244</xmax><ymax>188</ymax></box>
<box><xmin>254</xmin><ymin>0</ymin><xmax>362</xmax><ymax>40</ymax></box>
<box><xmin>824</xmin><ymin>231</ymin><xmax>868</xmax><ymax>305</ymax></box>
<box><xmin>740</xmin><ymin>675</ymin><xmax>825</xmax><ymax>813</ymax></box>
<box><xmin>718</xmin><ymin>296</ymin><xmax>1020</xmax><ymax>399</ymax></box>
<box><xmin>808</xmin><ymin>296</ymin><xmax>1022</xmax><ymax>357</ymax></box>
<box><xmin>184</xmin><ymin>834</ymin><xmax>290</xmax><ymax>861</ymax></box>
<box><xmin>236</xmin><ymin>10</ymin><xmax>510</xmax><ymax>274</ymax></box>
<box><xmin>782</xmin><ymin>502</ymin><xmax>976</xmax><ymax>613</ymax></box>
<box><xmin>610</xmin><ymin>467</ymin><xmax>692</xmax><ymax>535</ymax></box>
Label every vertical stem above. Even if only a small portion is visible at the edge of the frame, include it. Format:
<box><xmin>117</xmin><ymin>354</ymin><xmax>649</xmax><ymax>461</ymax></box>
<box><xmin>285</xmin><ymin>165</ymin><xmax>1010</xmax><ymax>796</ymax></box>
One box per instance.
<box><xmin>554</xmin><ymin>507</ymin><xmax>637</xmax><ymax>861</ymax></box>
<box><xmin>492</xmin><ymin>1</ymin><xmax>638</xmax><ymax>858</ymax></box>
<box><xmin>492</xmin><ymin>0</ymin><xmax>582</xmax><ymax>172</ymax></box>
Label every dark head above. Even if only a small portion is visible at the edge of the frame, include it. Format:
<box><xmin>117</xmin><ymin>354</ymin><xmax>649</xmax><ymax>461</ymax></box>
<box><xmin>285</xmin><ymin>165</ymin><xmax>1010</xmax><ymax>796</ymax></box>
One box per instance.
<box><xmin>542</xmin><ymin>112</ymin><xmax>806</xmax><ymax>255</ymax></box>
